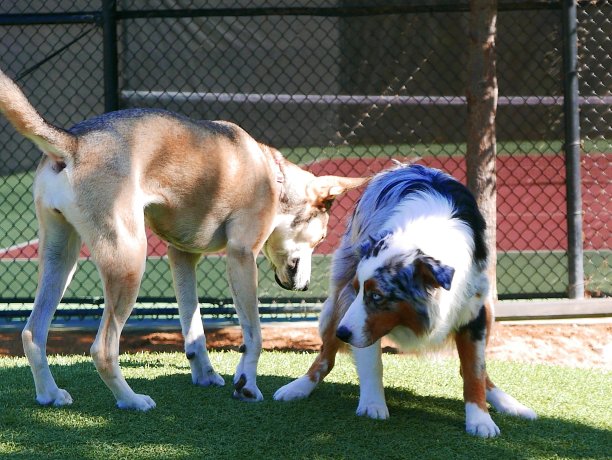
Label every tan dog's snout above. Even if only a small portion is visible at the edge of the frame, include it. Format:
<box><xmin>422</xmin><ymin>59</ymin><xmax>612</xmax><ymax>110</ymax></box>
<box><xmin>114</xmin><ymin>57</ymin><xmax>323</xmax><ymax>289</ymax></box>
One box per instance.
<box><xmin>274</xmin><ymin>255</ymin><xmax>310</xmax><ymax>291</ymax></box>
<box><xmin>274</xmin><ymin>269</ymin><xmax>309</xmax><ymax>291</ymax></box>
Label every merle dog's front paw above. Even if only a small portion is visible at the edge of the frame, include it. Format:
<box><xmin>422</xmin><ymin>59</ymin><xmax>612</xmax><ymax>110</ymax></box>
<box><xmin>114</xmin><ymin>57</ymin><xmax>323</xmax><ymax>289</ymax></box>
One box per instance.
<box><xmin>465</xmin><ymin>403</ymin><xmax>500</xmax><ymax>438</ymax></box>
<box><xmin>274</xmin><ymin>376</ymin><xmax>316</xmax><ymax>401</ymax></box>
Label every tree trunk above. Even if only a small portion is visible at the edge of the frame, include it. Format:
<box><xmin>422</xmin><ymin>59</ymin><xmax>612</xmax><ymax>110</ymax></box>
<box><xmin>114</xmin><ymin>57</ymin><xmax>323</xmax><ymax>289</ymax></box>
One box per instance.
<box><xmin>466</xmin><ymin>0</ymin><xmax>498</xmax><ymax>299</ymax></box>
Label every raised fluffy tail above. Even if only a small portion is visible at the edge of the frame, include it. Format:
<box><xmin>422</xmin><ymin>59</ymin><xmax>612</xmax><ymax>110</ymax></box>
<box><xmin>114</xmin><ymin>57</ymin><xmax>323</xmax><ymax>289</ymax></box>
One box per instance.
<box><xmin>0</xmin><ymin>70</ymin><xmax>76</xmax><ymax>160</ymax></box>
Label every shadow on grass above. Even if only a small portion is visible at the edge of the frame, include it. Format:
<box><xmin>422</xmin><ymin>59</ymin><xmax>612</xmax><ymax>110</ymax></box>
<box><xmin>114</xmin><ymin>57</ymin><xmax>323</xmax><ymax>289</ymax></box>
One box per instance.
<box><xmin>0</xmin><ymin>361</ymin><xmax>609</xmax><ymax>460</ymax></box>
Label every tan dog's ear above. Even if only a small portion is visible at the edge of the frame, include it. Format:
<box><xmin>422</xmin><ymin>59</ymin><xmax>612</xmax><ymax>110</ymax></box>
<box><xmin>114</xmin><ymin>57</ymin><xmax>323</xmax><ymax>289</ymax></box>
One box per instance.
<box><xmin>308</xmin><ymin>176</ymin><xmax>370</xmax><ymax>210</ymax></box>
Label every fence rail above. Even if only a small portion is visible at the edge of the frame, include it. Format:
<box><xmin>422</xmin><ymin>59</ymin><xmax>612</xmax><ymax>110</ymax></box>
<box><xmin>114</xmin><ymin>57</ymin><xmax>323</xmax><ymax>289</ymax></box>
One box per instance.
<box><xmin>123</xmin><ymin>90</ymin><xmax>612</xmax><ymax>107</ymax></box>
<box><xmin>0</xmin><ymin>0</ymin><xmax>609</xmax><ymax>323</ymax></box>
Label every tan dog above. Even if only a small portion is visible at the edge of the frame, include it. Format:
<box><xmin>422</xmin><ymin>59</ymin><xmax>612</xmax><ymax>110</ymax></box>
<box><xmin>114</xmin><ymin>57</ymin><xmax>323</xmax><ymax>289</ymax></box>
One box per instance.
<box><xmin>0</xmin><ymin>70</ymin><xmax>367</xmax><ymax>410</ymax></box>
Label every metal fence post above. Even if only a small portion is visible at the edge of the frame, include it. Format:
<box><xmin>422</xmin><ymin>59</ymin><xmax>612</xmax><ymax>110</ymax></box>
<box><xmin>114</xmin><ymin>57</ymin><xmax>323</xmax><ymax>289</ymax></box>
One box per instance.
<box><xmin>561</xmin><ymin>0</ymin><xmax>584</xmax><ymax>299</ymax></box>
<box><xmin>102</xmin><ymin>0</ymin><xmax>119</xmax><ymax>112</ymax></box>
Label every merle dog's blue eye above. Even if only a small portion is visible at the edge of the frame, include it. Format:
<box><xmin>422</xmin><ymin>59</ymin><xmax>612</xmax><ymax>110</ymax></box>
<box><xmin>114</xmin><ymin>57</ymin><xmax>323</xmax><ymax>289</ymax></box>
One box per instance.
<box><xmin>370</xmin><ymin>292</ymin><xmax>383</xmax><ymax>302</ymax></box>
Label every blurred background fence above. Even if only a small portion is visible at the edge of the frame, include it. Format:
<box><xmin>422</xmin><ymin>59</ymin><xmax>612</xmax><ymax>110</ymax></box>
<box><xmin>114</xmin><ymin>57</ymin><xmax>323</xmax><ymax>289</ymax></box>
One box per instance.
<box><xmin>0</xmin><ymin>0</ymin><xmax>609</xmax><ymax>324</ymax></box>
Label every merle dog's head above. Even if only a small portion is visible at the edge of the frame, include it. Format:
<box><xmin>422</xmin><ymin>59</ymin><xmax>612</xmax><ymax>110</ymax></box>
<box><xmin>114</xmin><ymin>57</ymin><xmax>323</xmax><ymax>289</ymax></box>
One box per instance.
<box><xmin>336</xmin><ymin>231</ymin><xmax>455</xmax><ymax>347</ymax></box>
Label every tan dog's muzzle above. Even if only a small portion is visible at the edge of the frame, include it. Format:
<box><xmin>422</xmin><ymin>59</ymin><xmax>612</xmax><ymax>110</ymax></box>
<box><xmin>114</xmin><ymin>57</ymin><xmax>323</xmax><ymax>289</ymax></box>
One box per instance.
<box><xmin>274</xmin><ymin>258</ymin><xmax>310</xmax><ymax>291</ymax></box>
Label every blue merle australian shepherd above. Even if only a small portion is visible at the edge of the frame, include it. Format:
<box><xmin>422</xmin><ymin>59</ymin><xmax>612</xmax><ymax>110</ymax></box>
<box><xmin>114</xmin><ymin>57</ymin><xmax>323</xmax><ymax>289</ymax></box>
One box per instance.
<box><xmin>275</xmin><ymin>163</ymin><xmax>537</xmax><ymax>437</ymax></box>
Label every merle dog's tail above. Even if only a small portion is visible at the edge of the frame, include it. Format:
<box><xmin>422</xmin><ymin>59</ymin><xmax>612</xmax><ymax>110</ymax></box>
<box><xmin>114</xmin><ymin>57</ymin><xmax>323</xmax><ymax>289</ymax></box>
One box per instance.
<box><xmin>0</xmin><ymin>69</ymin><xmax>76</xmax><ymax>160</ymax></box>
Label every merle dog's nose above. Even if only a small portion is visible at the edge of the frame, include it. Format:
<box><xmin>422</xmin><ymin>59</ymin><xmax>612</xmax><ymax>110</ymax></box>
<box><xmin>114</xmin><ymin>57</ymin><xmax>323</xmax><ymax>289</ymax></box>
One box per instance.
<box><xmin>336</xmin><ymin>326</ymin><xmax>352</xmax><ymax>343</ymax></box>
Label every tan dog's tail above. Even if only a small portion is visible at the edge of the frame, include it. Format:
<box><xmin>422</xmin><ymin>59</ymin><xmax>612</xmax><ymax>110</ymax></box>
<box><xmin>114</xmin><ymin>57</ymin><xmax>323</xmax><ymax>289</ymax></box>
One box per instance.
<box><xmin>0</xmin><ymin>70</ymin><xmax>76</xmax><ymax>160</ymax></box>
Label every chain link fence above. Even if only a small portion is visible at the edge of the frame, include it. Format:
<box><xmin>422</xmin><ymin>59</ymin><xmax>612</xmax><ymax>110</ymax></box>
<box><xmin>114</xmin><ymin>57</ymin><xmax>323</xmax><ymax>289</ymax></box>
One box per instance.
<box><xmin>0</xmin><ymin>0</ymin><xmax>609</xmax><ymax>323</ymax></box>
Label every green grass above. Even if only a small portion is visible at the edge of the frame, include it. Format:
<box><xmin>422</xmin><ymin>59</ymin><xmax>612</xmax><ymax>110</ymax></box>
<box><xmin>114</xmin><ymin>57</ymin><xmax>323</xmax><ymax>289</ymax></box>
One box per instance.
<box><xmin>0</xmin><ymin>352</ymin><xmax>610</xmax><ymax>459</ymax></box>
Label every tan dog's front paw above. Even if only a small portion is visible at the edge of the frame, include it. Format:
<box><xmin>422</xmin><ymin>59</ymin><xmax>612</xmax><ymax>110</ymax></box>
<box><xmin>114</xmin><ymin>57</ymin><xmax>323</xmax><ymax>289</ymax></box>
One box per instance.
<box><xmin>36</xmin><ymin>388</ymin><xmax>73</xmax><ymax>407</ymax></box>
<box><xmin>356</xmin><ymin>402</ymin><xmax>389</xmax><ymax>420</ymax></box>
<box><xmin>116</xmin><ymin>393</ymin><xmax>156</xmax><ymax>411</ymax></box>
<box><xmin>232</xmin><ymin>374</ymin><xmax>264</xmax><ymax>402</ymax></box>
<box><xmin>186</xmin><ymin>349</ymin><xmax>224</xmax><ymax>387</ymax></box>
<box><xmin>192</xmin><ymin>368</ymin><xmax>225</xmax><ymax>387</ymax></box>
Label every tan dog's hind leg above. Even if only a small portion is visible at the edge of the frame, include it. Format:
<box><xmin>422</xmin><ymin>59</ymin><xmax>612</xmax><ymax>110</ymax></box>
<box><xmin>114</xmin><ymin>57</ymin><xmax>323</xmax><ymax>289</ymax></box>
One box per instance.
<box><xmin>225</xmin><ymin>240</ymin><xmax>264</xmax><ymax>401</ymax></box>
<box><xmin>22</xmin><ymin>208</ymin><xmax>81</xmax><ymax>406</ymax></box>
<box><xmin>89</xmin><ymin>227</ymin><xmax>154</xmax><ymax>410</ymax></box>
<box><xmin>168</xmin><ymin>246</ymin><xmax>224</xmax><ymax>387</ymax></box>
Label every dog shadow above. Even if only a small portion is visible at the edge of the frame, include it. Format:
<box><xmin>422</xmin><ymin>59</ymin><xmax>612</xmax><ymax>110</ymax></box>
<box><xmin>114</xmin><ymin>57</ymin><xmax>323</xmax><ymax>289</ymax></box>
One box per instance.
<box><xmin>0</xmin><ymin>361</ymin><xmax>608</xmax><ymax>459</ymax></box>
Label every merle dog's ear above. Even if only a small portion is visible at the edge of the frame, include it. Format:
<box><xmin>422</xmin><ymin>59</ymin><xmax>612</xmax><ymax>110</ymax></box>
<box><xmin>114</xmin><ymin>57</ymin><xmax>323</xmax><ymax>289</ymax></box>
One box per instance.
<box><xmin>414</xmin><ymin>254</ymin><xmax>455</xmax><ymax>291</ymax></box>
<box><xmin>358</xmin><ymin>229</ymin><xmax>393</xmax><ymax>258</ymax></box>
<box><xmin>358</xmin><ymin>237</ymin><xmax>374</xmax><ymax>258</ymax></box>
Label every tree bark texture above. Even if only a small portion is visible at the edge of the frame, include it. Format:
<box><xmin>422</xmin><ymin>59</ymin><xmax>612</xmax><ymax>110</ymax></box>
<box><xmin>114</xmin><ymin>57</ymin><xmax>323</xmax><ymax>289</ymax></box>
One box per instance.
<box><xmin>466</xmin><ymin>0</ymin><xmax>498</xmax><ymax>299</ymax></box>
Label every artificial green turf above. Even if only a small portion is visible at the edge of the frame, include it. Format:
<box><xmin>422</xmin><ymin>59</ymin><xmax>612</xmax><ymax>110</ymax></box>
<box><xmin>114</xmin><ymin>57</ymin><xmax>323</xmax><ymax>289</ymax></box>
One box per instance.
<box><xmin>0</xmin><ymin>351</ymin><xmax>610</xmax><ymax>459</ymax></box>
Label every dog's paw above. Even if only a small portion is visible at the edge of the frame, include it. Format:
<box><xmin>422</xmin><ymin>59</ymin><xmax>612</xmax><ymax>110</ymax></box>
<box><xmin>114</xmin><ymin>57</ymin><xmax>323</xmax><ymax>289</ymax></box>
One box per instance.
<box><xmin>232</xmin><ymin>374</ymin><xmax>264</xmax><ymax>402</ymax></box>
<box><xmin>36</xmin><ymin>388</ymin><xmax>73</xmax><ymax>407</ymax></box>
<box><xmin>356</xmin><ymin>402</ymin><xmax>389</xmax><ymax>420</ymax></box>
<box><xmin>274</xmin><ymin>376</ymin><xmax>317</xmax><ymax>401</ymax></box>
<box><xmin>487</xmin><ymin>388</ymin><xmax>537</xmax><ymax>420</ymax></box>
<box><xmin>465</xmin><ymin>403</ymin><xmax>500</xmax><ymax>438</ymax></box>
<box><xmin>506</xmin><ymin>403</ymin><xmax>537</xmax><ymax>420</ymax></box>
<box><xmin>193</xmin><ymin>368</ymin><xmax>225</xmax><ymax>387</ymax></box>
<box><xmin>116</xmin><ymin>393</ymin><xmax>156</xmax><ymax>411</ymax></box>
<box><xmin>466</xmin><ymin>419</ymin><xmax>501</xmax><ymax>438</ymax></box>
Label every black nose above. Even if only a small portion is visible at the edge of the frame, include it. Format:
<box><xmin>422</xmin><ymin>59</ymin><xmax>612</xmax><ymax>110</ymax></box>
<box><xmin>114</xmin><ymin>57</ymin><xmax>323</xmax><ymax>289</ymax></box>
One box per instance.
<box><xmin>336</xmin><ymin>326</ymin><xmax>352</xmax><ymax>343</ymax></box>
